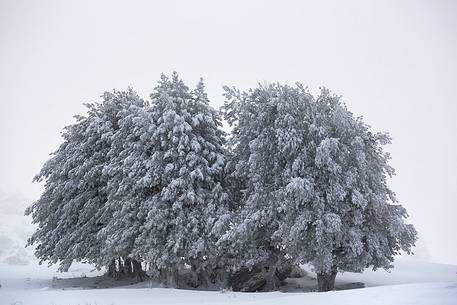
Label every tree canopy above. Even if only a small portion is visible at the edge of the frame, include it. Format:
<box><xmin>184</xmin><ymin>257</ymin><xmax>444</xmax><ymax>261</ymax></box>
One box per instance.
<box><xmin>221</xmin><ymin>83</ymin><xmax>417</xmax><ymax>291</ymax></box>
<box><xmin>27</xmin><ymin>74</ymin><xmax>416</xmax><ymax>292</ymax></box>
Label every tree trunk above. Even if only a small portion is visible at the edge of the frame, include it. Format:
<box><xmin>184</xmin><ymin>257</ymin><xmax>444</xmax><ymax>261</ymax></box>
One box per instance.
<box><xmin>317</xmin><ymin>268</ymin><xmax>337</xmax><ymax>292</ymax></box>
<box><xmin>106</xmin><ymin>257</ymin><xmax>146</xmax><ymax>280</ymax></box>
<box><xmin>123</xmin><ymin>257</ymin><xmax>133</xmax><ymax>276</ymax></box>
<box><xmin>159</xmin><ymin>268</ymin><xmax>167</xmax><ymax>283</ymax></box>
<box><xmin>116</xmin><ymin>257</ymin><xmax>126</xmax><ymax>278</ymax></box>
<box><xmin>106</xmin><ymin>258</ymin><xmax>123</xmax><ymax>279</ymax></box>
<box><xmin>197</xmin><ymin>269</ymin><xmax>208</xmax><ymax>287</ymax></box>
<box><xmin>131</xmin><ymin>259</ymin><xmax>146</xmax><ymax>280</ymax></box>
<box><xmin>107</xmin><ymin>258</ymin><xmax>117</xmax><ymax>278</ymax></box>
<box><xmin>190</xmin><ymin>258</ymin><xmax>209</xmax><ymax>288</ymax></box>
<box><xmin>165</xmin><ymin>267</ymin><xmax>179</xmax><ymax>288</ymax></box>
<box><xmin>263</xmin><ymin>266</ymin><xmax>278</xmax><ymax>291</ymax></box>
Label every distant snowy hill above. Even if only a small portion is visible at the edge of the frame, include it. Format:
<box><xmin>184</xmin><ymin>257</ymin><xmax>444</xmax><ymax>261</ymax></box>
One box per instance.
<box><xmin>0</xmin><ymin>192</ymin><xmax>35</xmax><ymax>266</ymax></box>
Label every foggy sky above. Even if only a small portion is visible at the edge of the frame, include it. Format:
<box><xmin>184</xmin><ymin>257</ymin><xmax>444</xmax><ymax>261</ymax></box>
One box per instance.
<box><xmin>1</xmin><ymin>0</ymin><xmax>456</xmax><ymax>264</ymax></box>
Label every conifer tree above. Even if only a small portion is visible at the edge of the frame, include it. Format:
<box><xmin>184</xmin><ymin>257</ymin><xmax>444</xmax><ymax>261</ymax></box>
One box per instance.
<box><xmin>98</xmin><ymin>90</ymin><xmax>150</xmax><ymax>279</ymax></box>
<box><xmin>134</xmin><ymin>73</ymin><xmax>229</xmax><ymax>287</ymax></box>
<box><xmin>26</xmin><ymin>89</ymin><xmax>143</xmax><ymax>272</ymax></box>
<box><xmin>221</xmin><ymin>83</ymin><xmax>417</xmax><ymax>292</ymax></box>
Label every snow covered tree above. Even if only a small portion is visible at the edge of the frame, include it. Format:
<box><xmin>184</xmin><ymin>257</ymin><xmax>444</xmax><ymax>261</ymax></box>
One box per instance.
<box><xmin>134</xmin><ymin>73</ymin><xmax>230</xmax><ymax>287</ymax></box>
<box><xmin>27</xmin><ymin>75</ymin><xmax>415</xmax><ymax>292</ymax></box>
<box><xmin>221</xmin><ymin>83</ymin><xmax>417</xmax><ymax>292</ymax></box>
<box><xmin>218</xmin><ymin>85</ymin><xmax>296</xmax><ymax>291</ymax></box>
<box><xmin>26</xmin><ymin>74</ymin><xmax>229</xmax><ymax>285</ymax></box>
<box><xmin>26</xmin><ymin>89</ymin><xmax>144</xmax><ymax>274</ymax></box>
<box><xmin>97</xmin><ymin>90</ymin><xmax>150</xmax><ymax>279</ymax></box>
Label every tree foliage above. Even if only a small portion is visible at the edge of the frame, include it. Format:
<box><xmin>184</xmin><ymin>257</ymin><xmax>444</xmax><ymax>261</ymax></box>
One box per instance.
<box><xmin>221</xmin><ymin>83</ymin><xmax>417</xmax><ymax>291</ymax></box>
<box><xmin>27</xmin><ymin>75</ymin><xmax>416</xmax><ymax>292</ymax></box>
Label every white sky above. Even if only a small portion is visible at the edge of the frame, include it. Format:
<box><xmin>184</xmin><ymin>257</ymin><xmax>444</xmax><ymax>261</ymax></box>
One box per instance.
<box><xmin>1</xmin><ymin>0</ymin><xmax>456</xmax><ymax>265</ymax></box>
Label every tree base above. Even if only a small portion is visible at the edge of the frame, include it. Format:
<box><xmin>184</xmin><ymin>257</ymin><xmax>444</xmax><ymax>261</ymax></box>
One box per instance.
<box><xmin>228</xmin><ymin>262</ymin><xmax>292</xmax><ymax>292</ymax></box>
<box><xmin>106</xmin><ymin>258</ymin><xmax>147</xmax><ymax>281</ymax></box>
<box><xmin>317</xmin><ymin>269</ymin><xmax>337</xmax><ymax>292</ymax></box>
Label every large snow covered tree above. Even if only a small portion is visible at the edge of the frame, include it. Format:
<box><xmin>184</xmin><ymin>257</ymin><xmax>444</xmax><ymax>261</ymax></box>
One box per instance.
<box><xmin>26</xmin><ymin>89</ymin><xmax>144</xmax><ymax>273</ymax></box>
<box><xmin>133</xmin><ymin>73</ymin><xmax>230</xmax><ymax>287</ymax></box>
<box><xmin>27</xmin><ymin>76</ymin><xmax>416</xmax><ymax>292</ymax></box>
<box><xmin>221</xmin><ymin>83</ymin><xmax>417</xmax><ymax>292</ymax></box>
<box><xmin>217</xmin><ymin>85</ymin><xmax>294</xmax><ymax>291</ymax></box>
<box><xmin>26</xmin><ymin>74</ymin><xmax>229</xmax><ymax>285</ymax></box>
<box><xmin>97</xmin><ymin>91</ymin><xmax>150</xmax><ymax>279</ymax></box>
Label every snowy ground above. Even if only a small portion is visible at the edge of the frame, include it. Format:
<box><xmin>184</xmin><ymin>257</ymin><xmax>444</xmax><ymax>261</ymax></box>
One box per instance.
<box><xmin>1</xmin><ymin>193</ymin><xmax>456</xmax><ymax>304</ymax></box>
<box><xmin>0</xmin><ymin>259</ymin><xmax>456</xmax><ymax>305</ymax></box>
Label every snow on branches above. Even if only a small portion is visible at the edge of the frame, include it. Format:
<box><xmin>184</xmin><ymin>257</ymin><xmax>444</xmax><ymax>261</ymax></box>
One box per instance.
<box><xmin>27</xmin><ymin>75</ymin><xmax>416</xmax><ymax>292</ymax></box>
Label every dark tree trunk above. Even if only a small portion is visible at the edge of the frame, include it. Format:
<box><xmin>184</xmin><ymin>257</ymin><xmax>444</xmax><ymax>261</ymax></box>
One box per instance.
<box><xmin>317</xmin><ymin>268</ymin><xmax>337</xmax><ymax>292</ymax></box>
<box><xmin>227</xmin><ymin>261</ymin><xmax>292</xmax><ymax>292</ymax></box>
<box><xmin>123</xmin><ymin>257</ymin><xmax>133</xmax><ymax>276</ymax></box>
<box><xmin>116</xmin><ymin>257</ymin><xmax>126</xmax><ymax>278</ymax></box>
<box><xmin>158</xmin><ymin>267</ymin><xmax>179</xmax><ymax>287</ymax></box>
<box><xmin>189</xmin><ymin>259</ymin><xmax>209</xmax><ymax>288</ymax></box>
<box><xmin>262</xmin><ymin>266</ymin><xmax>278</xmax><ymax>291</ymax></box>
<box><xmin>107</xmin><ymin>258</ymin><xmax>117</xmax><ymax>278</ymax></box>
<box><xmin>159</xmin><ymin>268</ymin><xmax>167</xmax><ymax>283</ymax></box>
<box><xmin>106</xmin><ymin>257</ymin><xmax>146</xmax><ymax>280</ymax></box>
<box><xmin>167</xmin><ymin>267</ymin><xmax>179</xmax><ymax>288</ymax></box>
<box><xmin>131</xmin><ymin>259</ymin><xmax>146</xmax><ymax>280</ymax></box>
<box><xmin>228</xmin><ymin>266</ymin><xmax>266</xmax><ymax>292</ymax></box>
<box><xmin>199</xmin><ymin>269</ymin><xmax>209</xmax><ymax>287</ymax></box>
